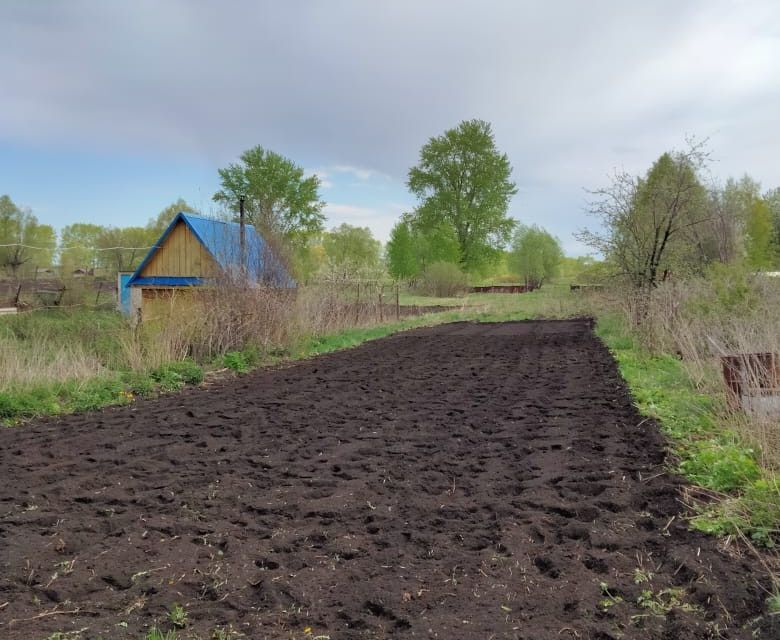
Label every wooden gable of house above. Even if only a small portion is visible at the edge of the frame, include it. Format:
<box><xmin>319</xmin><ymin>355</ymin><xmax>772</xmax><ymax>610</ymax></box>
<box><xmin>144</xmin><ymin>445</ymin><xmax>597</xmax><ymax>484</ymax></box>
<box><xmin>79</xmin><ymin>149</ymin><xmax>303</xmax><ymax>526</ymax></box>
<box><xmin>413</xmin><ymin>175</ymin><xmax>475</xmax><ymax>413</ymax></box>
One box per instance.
<box><xmin>138</xmin><ymin>219</ymin><xmax>219</xmax><ymax>280</ymax></box>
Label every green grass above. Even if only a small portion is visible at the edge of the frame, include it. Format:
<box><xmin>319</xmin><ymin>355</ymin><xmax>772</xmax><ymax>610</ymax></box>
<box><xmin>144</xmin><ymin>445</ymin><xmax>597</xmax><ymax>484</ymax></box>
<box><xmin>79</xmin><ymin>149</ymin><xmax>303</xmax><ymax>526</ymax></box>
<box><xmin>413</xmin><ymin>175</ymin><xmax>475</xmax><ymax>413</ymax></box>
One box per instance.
<box><xmin>167</xmin><ymin>603</ymin><xmax>188</xmax><ymax>629</ymax></box>
<box><xmin>151</xmin><ymin>361</ymin><xmax>204</xmax><ymax>391</ymax></box>
<box><xmin>296</xmin><ymin>310</ymin><xmax>462</xmax><ymax>357</ymax></box>
<box><xmin>0</xmin><ymin>309</ymin><xmax>129</xmax><ymax>370</ymax></box>
<box><xmin>0</xmin><ymin>307</ymin><xmax>218</xmax><ymax>423</ymax></box>
<box><xmin>397</xmin><ymin>292</ymin><xmax>470</xmax><ymax>307</ymax></box>
<box><xmin>595</xmin><ymin>312</ymin><xmax>779</xmax><ymax>547</ymax></box>
<box><xmin>0</xmin><ymin>360</ymin><xmax>205</xmax><ymax>424</ymax></box>
<box><xmin>400</xmin><ymin>284</ymin><xmax>590</xmax><ymax>320</ymax></box>
<box><xmin>222</xmin><ymin>348</ymin><xmax>262</xmax><ymax>373</ymax></box>
<box><xmin>768</xmin><ymin>591</ymin><xmax>780</xmax><ymax>615</ymax></box>
<box><xmin>146</xmin><ymin>629</ymin><xmax>177</xmax><ymax>640</ymax></box>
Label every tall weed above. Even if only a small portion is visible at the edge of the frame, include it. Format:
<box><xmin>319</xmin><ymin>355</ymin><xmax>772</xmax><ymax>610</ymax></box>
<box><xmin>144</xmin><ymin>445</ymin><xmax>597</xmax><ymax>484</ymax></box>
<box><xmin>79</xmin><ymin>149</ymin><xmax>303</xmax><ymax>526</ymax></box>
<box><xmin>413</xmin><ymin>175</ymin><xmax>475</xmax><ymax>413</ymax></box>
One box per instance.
<box><xmin>619</xmin><ymin>269</ymin><xmax>780</xmax><ymax>467</ymax></box>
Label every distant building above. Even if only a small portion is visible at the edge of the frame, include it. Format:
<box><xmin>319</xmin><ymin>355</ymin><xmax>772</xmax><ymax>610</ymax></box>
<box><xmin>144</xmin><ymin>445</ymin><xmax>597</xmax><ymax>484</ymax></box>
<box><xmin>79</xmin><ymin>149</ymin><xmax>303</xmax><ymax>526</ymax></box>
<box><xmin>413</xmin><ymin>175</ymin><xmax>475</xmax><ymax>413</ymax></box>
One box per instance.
<box><xmin>122</xmin><ymin>212</ymin><xmax>293</xmax><ymax>321</ymax></box>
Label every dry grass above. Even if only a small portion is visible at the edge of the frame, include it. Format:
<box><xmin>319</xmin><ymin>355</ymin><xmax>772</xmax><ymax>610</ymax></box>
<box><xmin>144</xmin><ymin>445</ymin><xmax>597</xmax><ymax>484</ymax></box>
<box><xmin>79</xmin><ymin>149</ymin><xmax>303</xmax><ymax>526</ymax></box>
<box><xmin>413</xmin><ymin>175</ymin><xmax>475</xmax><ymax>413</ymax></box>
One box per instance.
<box><xmin>618</xmin><ymin>272</ymin><xmax>780</xmax><ymax>467</ymax></box>
<box><xmin>112</xmin><ymin>279</ymin><xmax>407</xmax><ymax>367</ymax></box>
<box><xmin>296</xmin><ymin>280</ymin><xmax>399</xmax><ymax>334</ymax></box>
<box><xmin>0</xmin><ymin>279</ymin><xmax>418</xmax><ymax>396</ymax></box>
<box><xmin>0</xmin><ymin>337</ymin><xmax>105</xmax><ymax>388</ymax></box>
<box><xmin>0</xmin><ymin>311</ymin><xmax>124</xmax><ymax>389</ymax></box>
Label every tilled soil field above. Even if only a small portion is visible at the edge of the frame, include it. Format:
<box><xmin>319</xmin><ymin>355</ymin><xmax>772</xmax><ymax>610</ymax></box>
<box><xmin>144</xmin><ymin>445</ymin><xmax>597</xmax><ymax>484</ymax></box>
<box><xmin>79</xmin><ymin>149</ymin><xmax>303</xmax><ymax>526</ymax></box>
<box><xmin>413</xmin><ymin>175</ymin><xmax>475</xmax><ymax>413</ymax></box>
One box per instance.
<box><xmin>0</xmin><ymin>320</ymin><xmax>774</xmax><ymax>639</ymax></box>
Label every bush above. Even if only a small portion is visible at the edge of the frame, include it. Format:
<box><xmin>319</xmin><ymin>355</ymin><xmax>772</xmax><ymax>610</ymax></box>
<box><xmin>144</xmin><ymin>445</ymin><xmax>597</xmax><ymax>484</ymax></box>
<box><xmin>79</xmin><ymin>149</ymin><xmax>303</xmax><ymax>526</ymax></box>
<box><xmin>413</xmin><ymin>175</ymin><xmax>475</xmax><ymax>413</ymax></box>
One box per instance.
<box><xmin>578</xmin><ymin>259</ymin><xmax>615</xmax><ymax>284</ymax></box>
<box><xmin>67</xmin><ymin>378</ymin><xmax>125</xmax><ymax>413</ymax></box>
<box><xmin>692</xmin><ymin>476</ymin><xmax>780</xmax><ymax>546</ymax></box>
<box><xmin>416</xmin><ymin>261</ymin><xmax>468</xmax><ymax>297</ymax></box>
<box><xmin>490</xmin><ymin>273</ymin><xmax>523</xmax><ymax>284</ymax></box>
<box><xmin>182</xmin><ymin>287</ymin><xmax>295</xmax><ymax>359</ymax></box>
<box><xmin>0</xmin><ymin>390</ymin><xmax>56</xmax><ymax>420</ymax></box>
<box><xmin>224</xmin><ymin>351</ymin><xmax>250</xmax><ymax>373</ymax></box>
<box><xmin>686</xmin><ymin>263</ymin><xmax>762</xmax><ymax>317</ymax></box>
<box><xmin>121</xmin><ymin>371</ymin><xmax>156</xmax><ymax>397</ymax></box>
<box><xmin>742</xmin><ymin>477</ymin><xmax>780</xmax><ymax>543</ymax></box>
<box><xmin>680</xmin><ymin>441</ymin><xmax>762</xmax><ymax>492</ymax></box>
<box><xmin>151</xmin><ymin>360</ymin><xmax>203</xmax><ymax>391</ymax></box>
<box><xmin>151</xmin><ymin>367</ymin><xmax>186</xmax><ymax>392</ymax></box>
<box><xmin>166</xmin><ymin>360</ymin><xmax>204</xmax><ymax>385</ymax></box>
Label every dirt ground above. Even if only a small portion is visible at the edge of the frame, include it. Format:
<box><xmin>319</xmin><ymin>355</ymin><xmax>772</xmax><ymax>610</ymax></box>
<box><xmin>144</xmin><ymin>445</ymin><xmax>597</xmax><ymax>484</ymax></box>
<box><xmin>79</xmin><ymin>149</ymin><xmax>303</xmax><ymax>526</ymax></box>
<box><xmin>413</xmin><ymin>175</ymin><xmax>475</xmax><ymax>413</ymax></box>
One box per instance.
<box><xmin>0</xmin><ymin>320</ymin><xmax>775</xmax><ymax>639</ymax></box>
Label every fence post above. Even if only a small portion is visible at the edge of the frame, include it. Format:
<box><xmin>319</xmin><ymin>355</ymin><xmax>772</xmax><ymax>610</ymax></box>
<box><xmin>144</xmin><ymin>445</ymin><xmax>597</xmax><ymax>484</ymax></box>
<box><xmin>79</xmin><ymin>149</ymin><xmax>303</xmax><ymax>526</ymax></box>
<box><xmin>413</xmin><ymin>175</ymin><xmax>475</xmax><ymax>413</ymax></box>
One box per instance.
<box><xmin>395</xmin><ymin>282</ymin><xmax>400</xmax><ymax>320</ymax></box>
<box><xmin>379</xmin><ymin>285</ymin><xmax>384</xmax><ymax>323</ymax></box>
<box><xmin>355</xmin><ymin>282</ymin><xmax>360</xmax><ymax>324</ymax></box>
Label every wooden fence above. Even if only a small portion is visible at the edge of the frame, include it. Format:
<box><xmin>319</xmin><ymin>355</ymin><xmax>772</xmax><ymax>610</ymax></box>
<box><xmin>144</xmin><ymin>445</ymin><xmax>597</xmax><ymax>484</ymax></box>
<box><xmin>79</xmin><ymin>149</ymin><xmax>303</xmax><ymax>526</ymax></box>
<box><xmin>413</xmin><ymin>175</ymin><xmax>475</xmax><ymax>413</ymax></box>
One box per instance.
<box><xmin>0</xmin><ymin>277</ymin><xmax>116</xmax><ymax>310</ymax></box>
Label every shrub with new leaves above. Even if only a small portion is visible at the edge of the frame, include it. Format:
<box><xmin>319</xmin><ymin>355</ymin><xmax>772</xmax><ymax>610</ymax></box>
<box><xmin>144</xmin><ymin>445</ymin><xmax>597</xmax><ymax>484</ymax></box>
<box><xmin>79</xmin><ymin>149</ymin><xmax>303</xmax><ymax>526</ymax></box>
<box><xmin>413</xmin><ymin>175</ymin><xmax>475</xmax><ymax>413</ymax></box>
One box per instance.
<box><xmin>417</xmin><ymin>261</ymin><xmax>468</xmax><ymax>298</ymax></box>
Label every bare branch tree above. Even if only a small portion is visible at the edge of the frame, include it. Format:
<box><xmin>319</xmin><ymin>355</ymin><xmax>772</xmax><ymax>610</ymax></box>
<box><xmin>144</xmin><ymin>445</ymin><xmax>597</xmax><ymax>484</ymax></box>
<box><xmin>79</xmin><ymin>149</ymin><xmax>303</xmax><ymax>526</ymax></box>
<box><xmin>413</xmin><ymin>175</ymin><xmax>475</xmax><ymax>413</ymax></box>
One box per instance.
<box><xmin>577</xmin><ymin>140</ymin><xmax>711</xmax><ymax>293</ymax></box>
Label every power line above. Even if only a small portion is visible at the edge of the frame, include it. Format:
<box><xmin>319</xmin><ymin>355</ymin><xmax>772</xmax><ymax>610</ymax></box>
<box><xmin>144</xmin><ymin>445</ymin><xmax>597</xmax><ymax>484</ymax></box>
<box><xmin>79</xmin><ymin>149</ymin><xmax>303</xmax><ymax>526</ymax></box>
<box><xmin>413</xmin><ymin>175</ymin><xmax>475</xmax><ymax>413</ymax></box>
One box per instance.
<box><xmin>0</xmin><ymin>243</ymin><xmax>158</xmax><ymax>251</ymax></box>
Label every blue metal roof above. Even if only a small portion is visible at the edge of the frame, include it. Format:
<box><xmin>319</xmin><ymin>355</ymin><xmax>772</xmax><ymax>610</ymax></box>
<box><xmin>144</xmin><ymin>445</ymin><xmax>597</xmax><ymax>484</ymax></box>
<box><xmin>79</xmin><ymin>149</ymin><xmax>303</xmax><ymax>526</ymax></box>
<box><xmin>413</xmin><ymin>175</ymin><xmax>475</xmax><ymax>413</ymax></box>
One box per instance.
<box><xmin>128</xmin><ymin>212</ymin><xmax>294</xmax><ymax>288</ymax></box>
<box><xmin>130</xmin><ymin>276</ymin><xmax>205</xmax><ymax>287</ymax></box>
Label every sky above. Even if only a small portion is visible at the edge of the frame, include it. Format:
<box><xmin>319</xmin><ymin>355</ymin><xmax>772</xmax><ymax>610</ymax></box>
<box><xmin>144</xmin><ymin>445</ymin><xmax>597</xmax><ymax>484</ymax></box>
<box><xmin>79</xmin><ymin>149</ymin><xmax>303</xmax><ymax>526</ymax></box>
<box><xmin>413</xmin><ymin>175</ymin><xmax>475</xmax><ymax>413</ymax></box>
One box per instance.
<box><xmin>1</xmin><ymin>0</ymin><xmax>779</xmax><ymax>256</ymax></box>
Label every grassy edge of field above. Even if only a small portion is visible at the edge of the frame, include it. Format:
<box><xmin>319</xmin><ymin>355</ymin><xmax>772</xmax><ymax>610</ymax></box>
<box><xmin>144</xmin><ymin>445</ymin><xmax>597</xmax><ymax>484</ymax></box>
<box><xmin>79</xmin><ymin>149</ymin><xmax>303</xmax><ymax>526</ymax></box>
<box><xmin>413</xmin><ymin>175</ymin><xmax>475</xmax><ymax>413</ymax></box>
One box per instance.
<box><xmin>4</xmin><ymin>294</ymin><xmax>778</xmax><ymax>552</ymax></box>
<box><xmin>0</xmin><ymin>308</ymin><xmax>474</xmax><ymax>425</ymax></box>
<box><xmin>0</xmin><ymin>360</ymin><xmax>207</xmax><ymax>424</ymax></box>
<box><xmin>595</xmin><ymin>312</ymin><xmax>780</xmax><ymax>603</ymax></box>
<box><xmin>0</xmin><ymin>288</ymin><xmax>564</xmax><ymax>425</ymax></box>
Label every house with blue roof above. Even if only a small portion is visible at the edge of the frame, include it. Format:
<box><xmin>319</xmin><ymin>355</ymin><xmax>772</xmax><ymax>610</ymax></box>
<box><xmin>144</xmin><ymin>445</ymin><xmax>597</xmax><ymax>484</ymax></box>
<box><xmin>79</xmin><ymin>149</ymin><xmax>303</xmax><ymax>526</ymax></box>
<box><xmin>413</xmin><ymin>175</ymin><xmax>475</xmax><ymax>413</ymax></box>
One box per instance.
<box><xmin>121</xmin><ymin>212</ymin><xmax>293</xmax><ymax>320</ymax></box>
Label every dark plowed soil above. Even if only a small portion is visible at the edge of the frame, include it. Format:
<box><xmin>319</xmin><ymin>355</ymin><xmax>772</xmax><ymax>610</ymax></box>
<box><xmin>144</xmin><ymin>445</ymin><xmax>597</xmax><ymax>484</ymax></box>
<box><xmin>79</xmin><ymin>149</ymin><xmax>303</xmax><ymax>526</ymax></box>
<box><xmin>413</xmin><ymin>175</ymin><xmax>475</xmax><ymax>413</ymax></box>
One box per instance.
<box><xmin>0</xmin><ymin>320</ymin><xmax>774</xmax><ymax>639</ymax></box>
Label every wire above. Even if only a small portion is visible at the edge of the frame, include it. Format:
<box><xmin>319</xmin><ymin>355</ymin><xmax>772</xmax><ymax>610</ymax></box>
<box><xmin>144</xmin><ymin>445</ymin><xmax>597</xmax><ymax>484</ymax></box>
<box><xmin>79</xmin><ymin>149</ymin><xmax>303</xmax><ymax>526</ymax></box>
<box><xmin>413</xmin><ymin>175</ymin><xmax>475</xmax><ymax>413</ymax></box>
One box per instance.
<box><xmin>0</xmin><ymin>243</ymin><xmax>157</xmax><ymax>251</ymax></box>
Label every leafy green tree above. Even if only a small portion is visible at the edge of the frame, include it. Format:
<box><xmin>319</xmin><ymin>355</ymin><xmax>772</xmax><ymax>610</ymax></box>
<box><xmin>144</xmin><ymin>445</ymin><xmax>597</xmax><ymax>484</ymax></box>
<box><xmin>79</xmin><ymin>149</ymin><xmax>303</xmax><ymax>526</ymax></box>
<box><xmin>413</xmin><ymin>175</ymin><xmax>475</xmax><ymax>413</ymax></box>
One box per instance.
<box><xmin>690</xmin><ymin>176</ymin><xmax>779</xmax><ymax>268</ymax></box>
<box><xmin>407</xmin><ymin>119</ymin><xmax>517</xmax><ymax>272</ymax></box>
<box><xmin>579</xmin><ymin>144</ymin><xmax>708</xmax><ymax>290</ymax></box>
<box><xmin>508</xmin><ymin>224</ymin><xmax>563</xmax><ymax>288</ymax></box>
<box><xmin>577</xmin><ymin>258</ymin><xmax>615</xmax><ymax>284</ymax></box>
<box><xmin>386</xmin><ymin>216</ymin><xmax>460</xmax><ymax>281</ymax></box>
<box><xmin>322</xmin><ymin>223</ymin><xmax>381</xmax><ymax>277</ymax></box>
<box><xmin>712</xmin><ymin>176</ymin><xmax>761</xmax><ymax>264</ymax></box>
<box><xmin>147</xmin><ymin>198</ymin><xmax>198</xmax><ymax>237</ymax></box>
<box><xmin>413</xmin><ymin>221</ymin><xmax>461</xmax><ymax>270</ymax></box>
<box><xmin>213</xmin><ymin>145</ymin><xmax>325</xmax><ymax>244</ymax></box>
<box><xmin>59</xmin><ymin>223</ymin><xmax>104</xmax><ymax>272</ymax></box>
<box><xmin>386</xmin><ymin>220</ymin><xmax>418</xmax><ymax>281</ymax></box>
<box><xmin>690</xmin><ymin>184</ymin><xmax>745</xmax><ymax>266</ymax></box>
<box><xmin>745</xmin><ymin>198</ymin><xmax>775</xmax><ymax>269</ymax></box>
<box><xmin>291</xmin><ymin>241</ymin><xmax>327</xmax><ymax>284</ymax></box>
<box><xmin>0</xmin><ymin>195</ymin><xmax>56</xmax><ymax>276</ymax></box>
<box><xmin>558</xmin><ymin>256</ymin><xmax>596</xmax><ymax>281</ymax></box>
<box><xmin>764</xmin><ymin>187</ymin><xmax>780</xmax><ymax>266</ymax></box>
<box><xmin>96</xmin><ymin>226</ymin><xmax>154</xmax><ymax>273</ymax></box>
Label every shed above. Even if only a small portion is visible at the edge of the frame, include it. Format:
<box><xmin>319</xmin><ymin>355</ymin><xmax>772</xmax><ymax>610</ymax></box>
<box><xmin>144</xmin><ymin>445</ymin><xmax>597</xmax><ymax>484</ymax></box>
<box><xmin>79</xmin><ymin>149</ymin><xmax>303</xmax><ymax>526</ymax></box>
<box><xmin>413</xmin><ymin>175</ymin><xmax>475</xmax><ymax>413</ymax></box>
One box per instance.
<box><xmin>125</xmin><ymin>212</ymin><xmax>293</xmax><ymax>321</ymax></box>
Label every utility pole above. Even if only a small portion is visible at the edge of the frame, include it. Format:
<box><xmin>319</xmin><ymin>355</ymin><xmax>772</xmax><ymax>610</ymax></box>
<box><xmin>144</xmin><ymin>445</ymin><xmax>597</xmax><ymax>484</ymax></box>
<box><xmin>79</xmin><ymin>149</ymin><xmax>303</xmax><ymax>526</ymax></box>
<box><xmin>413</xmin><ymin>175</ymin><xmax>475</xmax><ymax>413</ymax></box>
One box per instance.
<box><xmin>239</xmin><ymin>195</ymin><xmax>246</xmax><ymax>278</ymax></box>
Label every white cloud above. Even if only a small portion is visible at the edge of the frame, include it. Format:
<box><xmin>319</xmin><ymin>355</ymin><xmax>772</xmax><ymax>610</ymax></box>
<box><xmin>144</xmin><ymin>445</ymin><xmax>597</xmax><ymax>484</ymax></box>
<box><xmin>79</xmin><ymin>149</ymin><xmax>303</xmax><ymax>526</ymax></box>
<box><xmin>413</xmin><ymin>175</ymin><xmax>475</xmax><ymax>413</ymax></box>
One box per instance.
<box><xmin>1</xmin><ymin>0</ymin><xmax>779</xmax><ymax>251</ymax></box>
<box><xmin>323</xmin><ymin>202</ymin><xmax>406</xmax><ymax>242</ymax></box>
<box><xmin>304</xmin><ymin>168</ymin><xmax>333</xmax><ymax>189</ymax></box>
<box><xmin>330</xmin><ymin>165</ymin><xmax>389</xmax><ymax>181</ymax></box>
